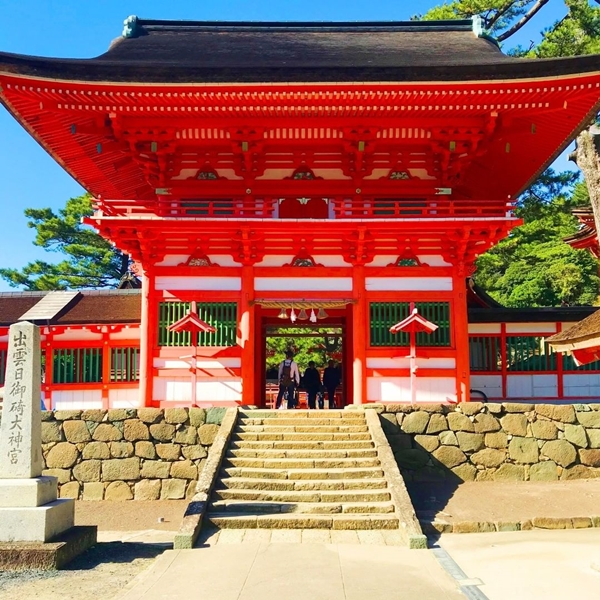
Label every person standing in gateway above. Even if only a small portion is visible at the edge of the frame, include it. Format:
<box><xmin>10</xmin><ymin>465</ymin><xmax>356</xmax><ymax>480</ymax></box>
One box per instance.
<box><xmin>276</xmin><ymin>350</ymin><xmax>300</xmax><ymax>409</ymax></box>
<box><xmin>323</xmin><ymin>359</ymin><xmax>341</xmax><ymax>409</ymax></box>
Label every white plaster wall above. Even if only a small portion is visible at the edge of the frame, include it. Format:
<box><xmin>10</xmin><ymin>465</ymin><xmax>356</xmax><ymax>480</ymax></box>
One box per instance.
<box><xmin>563</xmin><ymin>374</ymin><xmax>600</xmax><ymax>398</ymax></box>
<box><xmin>366</xmin><ymin>357</ymin><xmax>455</xmax><ymax>369</ymax></box>
<box><xmin>368</xmin><ymin>255</ymin><xmax>452</xmax><ymax>268</ymax></box>
<box><xmin>153</xmin><ymin>377</ymin><xmax>242</xmax><ymax>402</ymax></box>
<box><xmin>468</xmin><ymin>324</ymin><xmax>502</xmax><ymax>335</ymax></box>
<box><xmin>470</xmin><ymin>375</ymin><xmax>503</xmax><ymax>399</ymax></box>
<box><xmin>506</xmin><ymin>374</ymin><xmax>558</xmax><ymax>398</ymax></box>
<box><xmin>52</xmin><ymin>389</ymin><xmax>103</xmax><ymax>410</ymax></box>
<box><xmin>254</xmin><ymin>277</ymin><xmax>352</xmax><ymax>291</ymax></box>
<box><xmin>367</xmin><ymin>376</ymin><xmax>457</xmax><ymax>403</ymax></box>
<box><xmin>311</xmin><ymin>255</ymin><xmax>349</xmax><ymax>267</ymax></box>
<box><xmin>506</xmin><ymin>323</ymin><xmax>557</xmax><ymax>334</ymax></box>
<box><xmin>155</xmin><ymin>276</ymin><xmax>241</xmax><ymax>291</ymax></box>
<box><xmin>50</xmin><ymin>330</ymin><xmax>103</xmax><ymax>342</ymax></box>
<box><xmin>365</xmin><ymin>277</ymin><xmax>452</xmax><ymax>291</ymax></box>
<box><xmin>154</xmin><ymin>358</ymin><xmax>241</xmax><ymax>369</ymax></box>
<box><xmin>108</xmin><ymin>388</ymin><xmax>140</xmax><ymax>408</ymax></box>
<box><xmin>254</xmin><ymin>255</ymin><xmax>294</xmax><ymax>267</ymax></box>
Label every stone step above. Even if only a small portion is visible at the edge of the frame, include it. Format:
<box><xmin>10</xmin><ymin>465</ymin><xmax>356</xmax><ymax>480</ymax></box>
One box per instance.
<box><xmin>239</xmin><ymin>418</ymin><xmax>366</xmax><ymax>427</ymax></box>
<box><xmin>238</xmin><ymin>411</ymin><xmax>365</xmax><ymax>420</ymax></box>
<box><xmin>216</xmin><ymin>476</ymin><xmax>387</xmax><ymax>492</ymax></box>
<box><xmin>224</xmin><ymin>457</ymin><xmax>380</xmax><ymax>469</ymax></box>
<box><xmin>212</xmin><ymin>487</ymin><xmax>392</xmax><ymax>503</ymax></box>
<box><xmin>221</xmin><ymin>467</ymin><xmax>384</xmax><ymax>480</ymax></box>
<box><xmin>205</xmin><ymin>513</ymin><xmax>399</xmax><ymax>530</ymax></box>
<box><xmin>237</xmin><ymin>424</ymin><xmax>369</xmax><ymax>433</ymax></box>
<box><xmin>227</xmin><ymin>448</ymin><xmax>377</xmax><ymax>460</ymax></box>
<box><xmin>210</xmin><ymin>500</ymin><xmax>395</xmax><ymax>515</ymax></box>
<box><xmin>233</xmin><ymin>432</ymin><xmax>372</xmax><ymax>442</ymax></box>
<box><xmin>230</xmin><ymin>440</ymin><xmax>374</xmax><ymax>451</ymax></box>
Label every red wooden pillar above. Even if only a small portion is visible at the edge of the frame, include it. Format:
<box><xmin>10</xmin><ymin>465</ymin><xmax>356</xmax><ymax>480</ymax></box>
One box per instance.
<box><xmin>139</xmin><ymin>267</ymin><xmax>155</xmax><ymax>407</ymax></box>
<box><xmin>352</xmin><ymin>266</ymin><xmax>367</xmax><ymax>404</ymax></box>
<box><xmin>101</xmin><ymin>330</ymin><xmax>111</xmax><ymax>410</ymax></box>
<box><xmin>43</xmin><ymin>328</ymin><xmax>54</xmax><ymax>410</ymax></box>
<box><xmin>453</xmin><ymin>273</ymin><xmax>470</xmax><ymax>403</ymax></box>
<box><xmin>239</xmin><ymin>265</ymin><xmax>255</xmax><ymax>405</ymax></box>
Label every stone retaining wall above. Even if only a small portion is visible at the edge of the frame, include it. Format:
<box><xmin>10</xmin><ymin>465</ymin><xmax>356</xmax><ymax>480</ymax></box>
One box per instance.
<box><xmin>378</xmin><ymin>403</ymin><xmax>600</xmax><ymax>481</ymax></box>
<box><xmin>38</xmin><ymin>408</ymin><xmax>226</xmax><ymax>500</ymax></box>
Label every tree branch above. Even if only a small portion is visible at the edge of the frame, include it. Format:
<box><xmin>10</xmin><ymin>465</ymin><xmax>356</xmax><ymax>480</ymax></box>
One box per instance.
<box><xmin>487</xmin><ymin>0</ymin><xmax>521</xmax><ymax>30</ymax></box>
<box><xmin>497</xmin><ymin>0</ymin><xmax>551</xmax><ymax>42</ymax></box>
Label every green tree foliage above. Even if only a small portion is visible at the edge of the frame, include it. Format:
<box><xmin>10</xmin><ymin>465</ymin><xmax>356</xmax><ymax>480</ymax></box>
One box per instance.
<box><xmin>0</xmin><ymin>194</ymin><xmax>130</xmax><ymax>290</ymax></box>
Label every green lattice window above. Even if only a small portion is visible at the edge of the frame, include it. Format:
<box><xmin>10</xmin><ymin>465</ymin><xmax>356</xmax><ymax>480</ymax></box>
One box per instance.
<box><xmin>53</xmin><ymin>348</ymin><xmax>103</xmax><ymax>384</ymax></box>
<box><xmin>110</xmin><ymin>347</ymin><xmax>140</xmax><ymax>382</ymax></box>
<box><xmin>562</xmin><ymin>355</ymin><xmax>600</xmax><ymax>372</ymax></box>
<box><xmin>469</xmin><ymin>336</ymin><xmax>502</xmax><ymax>372</ymax></box>
<box><xmin>0</xmin><ymin>348</ymin><xmax>6</xmax><ymax>386</ymax></box>
<box><xmin>158</xmin><ymin>301</ymin><xmax>237</xmax><ymax>347</ymax></box>
<box><xmin>369</xmin><ymin>302</ymin><xmax>451</xmax><ymax>347</ymax></box>
<box><xmin>506</xmin><ymin>336</ymin><xmax>557</xmax><ymax>372</ymax></box>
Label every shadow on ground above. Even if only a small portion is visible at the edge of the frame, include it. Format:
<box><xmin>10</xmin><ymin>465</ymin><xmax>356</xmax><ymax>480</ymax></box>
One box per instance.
<box><xmin>65</xmin><ymin>541</ymin><xmax>168</xmax><ymax>571</ymax></box>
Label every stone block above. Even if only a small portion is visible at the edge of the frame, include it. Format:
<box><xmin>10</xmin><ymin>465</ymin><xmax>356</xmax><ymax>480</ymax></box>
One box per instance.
<box><xmin>110</xmin><ymin>442</ymin><xmax>134</xmax><ymax>458</ymax></box>
<box><xmin>137</xmin><ymin>408</ymin><xmax>163</xmax><ymax>424</ymax></box>
<box><xmin>447</xmin><ymin>412</ymin><xmax>474</xmax><ymax>432</ymax></box>
<box><xmin>386</xmin><ymin>433</ymin><xmax>412</xmax><ymax>450</ymax></box>
<box><xmin>134</xmin><ymin>480</ymin><xmax>161</xmax><ymax>501</ymax></box>
<box><xmin>493</xmin><ymin>464</ymin><xmax>525</xmax><ymax>481</ymax></box>
<box><xmin>496</xmin><ymin>521</ymin><xmax>521</xmax><ymax>532</ymax></box>
<box><xmin>81</xmin><ymin>409</ymin><xmax>106</xmax><ymax>422</ymax></box>
<box><xmin>54</xmin><ymin>410</ymin><xmax>82</xmax><ymax>421</ymax></box>
<box><xmin>62</xmin><ymin>420</ymin><xmax>92</xmax><ymax>443</ymax></box>
<box><xmin>433</xmin><ymin>445</ymin><xmax>467</xmax><ymax>469</ymax></box>
<box><xmin>0</xmin><ymin>499</ymin><xmax>74</xmax><ymax>542</ymax></box>
<box><xmin>456</xmin><ymin>432</ymin><xmax>485</xmax><ymax>453</ymax></box>
<box><xmin>475</xmin><ymin>469</ymin><xmax>496</xmax><ymax>481</ymax></box>
<box><xmin>92</xmin><ymin>423</ymin><xmax>123</xmax><ymax>442</ymax></box>
<box><xmin>535</xmin><ymin>404</ymin><xmax>576</xmax><ymax>423</ymax></box>
<box><xmin>503</xmin><ymin>403</ymin><xmax>531</xmax><ymax>413</ymax></box>
<box><xmin>198</xmin><ymin>424</ymin><xmax>219</xmax><ymax>445</ymax></box>
<box><xmin>141</xmin><ymin>460</ymin><xmax>171</xmax><ymax>479</ymax></box>
<box><xmin>206</xmin><ymin>407</ymin><xmax>227</xmax><ymax>425</ymax></box>
<box><xmin>45</xmin><ymin>442</ymin><xmax>79</xmax><ymax>469</ymax></box>
<box><xmin>41</xmin><ymin>422</ymin><xmax>64</xmax><ymax>444</ymax></box>
<box><xmin>105</xmin><ymin>481</ymin><xmax>133</xmax><ymax>500</ymax></box>
<box><xmin>485</xmin><ymin>432</ymin><xmax>508</xmax><ymax>448</ymax></box>
<box><xmin>453</xmin><ymin>521</ymin><xmax>495</xmax><ymax>533</ymax></box>
<box><xmin>425</xmin><ymin>413</ymin><xmax>448</xmax><ymax>434</ymax></box>
<box><xmin>170</xmin><ymin>460</ymin><xmax>198</xmax><ymax>480</ymax></box>
<box><xmin>542</xmin><ymin>439</ymin><xmax>577</xmax><ymax>467</ymax></box>
<box><xmin>470</xmin><ymin>449</ymin><xmax>506</xmax><ymax>468</ymax></box>
<box><xmin>380</xmin><ymin>413</ymin><xmax>399</xmax><ymax>434</ymax></box>
<box><xmin>565</xmin><ymin>424</ymin><xmax>588</xmax><ymax>448</ymax></box>
<box><xmin>72</xmin><ymin>460</ymin><xmax>101</xmax><ymax>482</ymax></box>
<box><xmin>41</xmin><ymin>411</ymin><xmax>54</xmax><ymax>422</ymax></box>
<box><xmin>451</xmin><ymin>463</ymin><xmax>477</xmax><ymax>481</ymax></box>
<box><xmin>572</xmin><ymin>517</ymin><xmax>593</xmax><ymax>528</ymax></box>
<box><xmin>164</xmin><ymin>408</ymin><xmax>189</xmax><ymax>424</ymax></box>
<box><xmin>588</xmin><ymin>430</ymin><xmax>600</xmax><ymax>448</ymax></box>
<box><xmin>413</xmin><ymin>435</ymin><xmax>439</xmax><ymax>453</ymax></box>
<box><xmin>60</xmin><ymin>482</ymin><xmax>80</xmax><ymax>499</ymax></box>
<box><xmin>394</xmin><ymin>449</ymin><xmax>430</xmax><ymax>469</ymax></box>
<box><xmin>189</xmin><ymin>408</ymin><xmax>206</xmax><ymax>427</ymax></box>
<box><xmin>459</xmin><ymin>403</ymin><xmax>484</xmax><ymax>416</ymax></box>
<box><xmin>531</xmin><ymin>420</ymin><xmax>558</xmax><ymax>440</ymax></box>
<box><xmin>579</xmin><ymin>449</ymin><xmax>600</xmax><ymax>467</ymax></box>
<box><xmin>486</xmin><ymin>403</ymin><xmax>503</xmax><ymax>414</ymax></box>
<box><xmin>186</xmin><ymin>481</ymin><xmax>197</xmax><ymax>499</ymax></box>
<box><xmin>124</xmin><ymin>419</ymin><xmax>150</xmax><ymax>441</ymax></box>
<box><xmin>508</xmin><ymin>437</ymin><xmax>539</xmax><ymax>464</ymax></box>
<box><xmin>82</xmin><ymin>482</ymin><xmax>104</xmax><ymax>501</ymax></box>
<box><xmin>473</xmin><ymin>413</ymin><xmax>501</xmax><ymax>433</ymax></box>
<box><xmin>135</xmin><ymin>441</ymin><xmax>157</xmax><ymax>459</ymax></box>
<box><xmin>42</xmin><ymin>469</ymin><xmax>71</xmax><ymax>485</ymax></box>
<box><xmin>101</xmin><ymin>458</ymin><xmax>140</xmax><ymax>482</ymax></box>
<box><xmin>107</xmin><ymin>409</ymin><xmax>131</xmax><ymax>422</ymax></box>
<box><xmin>82</xmin><ymin>441</ymin><xmax>110</xmax><ymax>460</ymax></box>
<box><xmin>576</xmin><ymin>412</ymin><xmax>600</xmax><ymax>428</ymax></box>
<box><xmin>0</xmin><ymin>478</ymin><xmax>58</xmax><ymax>508</ymax></box>
<box><xmin>175</xmin><ymin>426</ymin><xmax>198</xmax><ymax>445</ymax></box>
<box><xmin>156</xmin><ymin>444</ymin><xmax>181</xmax><ymax>461</ymax></box>
<box><xmin>529</xmin><ymin>461</ymin><xmax>559</xmax><ymax>481</ymax></box>
<box><xmin>439</xmin><ymin>431</ymin><xmax>458</xmax><ymax>446</ymax></box>
<box><xmin>182</xmin><ymin>445</ymin><xmax>208</xmax><ymax>460</ymax></box>
<box><xmin>501</xmin><ymin>414</ymin><xmax>528</xmax><ymax>436</ymax></box>
<box><xmin>532</xmin><ymin>517</ymin><xmax>571</xmax><ymax>529</ymax></box>
<box><xmin>560</xmin><ymin>465</ymin><xmax>600</xmax><ymax>480</ymax></box>
<box><xmin>161</xmin><ymin>479</ymin><xmax>187</xmax><ymax>500</ymax></box>
<box><xmin>400</xmin><ymin>411</ymin><xmax>429</xmax><ymax>434</ymax></box>
<box><xmin>149</xmin><ymin>423</ymin><xmax>176</xmax><ymax>442</ymax></box>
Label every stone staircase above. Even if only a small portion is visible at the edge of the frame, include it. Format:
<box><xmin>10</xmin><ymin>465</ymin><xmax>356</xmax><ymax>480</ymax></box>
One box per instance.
<box><xmin>205</xmin><ymin>409</ymin><xmax>400</xmax><ymax>531</ymax></box>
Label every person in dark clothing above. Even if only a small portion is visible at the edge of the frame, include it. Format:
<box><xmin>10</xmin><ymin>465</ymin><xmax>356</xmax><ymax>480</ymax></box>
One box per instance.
<box><xmin>275</xmin><ymin>350</ymin><xmax>300</xmax><ymax>409</ymax></box>
<box><xmin>303</xmin><ymin>361</ymin><xmax>322</xmax><ymax>409</ymax></box>
<box><xmin>323</xmin><ymin>359</ymin><xmax>341</xmax><ymax>409</ymax></box>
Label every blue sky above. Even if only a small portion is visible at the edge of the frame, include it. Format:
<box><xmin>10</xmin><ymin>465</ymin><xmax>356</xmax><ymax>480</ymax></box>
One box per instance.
<box><xmin>0</xmin><ymin>0</ymin><xmax>572</xmax><ymax>291</ymax></box>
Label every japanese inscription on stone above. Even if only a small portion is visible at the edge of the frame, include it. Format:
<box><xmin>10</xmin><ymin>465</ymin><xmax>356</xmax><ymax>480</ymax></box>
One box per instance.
<box><xmin>0</xmin><ymin>321</ymin><xmax>43</xmax><ymax>479</ymax></box>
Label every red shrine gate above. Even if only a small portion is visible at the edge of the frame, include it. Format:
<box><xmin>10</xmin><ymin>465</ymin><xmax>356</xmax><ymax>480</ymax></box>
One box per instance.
<box><xmin>2</xmin><ymin>18</ymin><xmax>600</xmax><ymax>407</ymax></box>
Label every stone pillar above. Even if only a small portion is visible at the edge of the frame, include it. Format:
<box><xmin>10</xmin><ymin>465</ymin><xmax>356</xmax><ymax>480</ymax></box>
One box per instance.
<box><xmin>0</xmin><ymin>322</ymin><xmax>74</xmax><ymax>542</ymax></box>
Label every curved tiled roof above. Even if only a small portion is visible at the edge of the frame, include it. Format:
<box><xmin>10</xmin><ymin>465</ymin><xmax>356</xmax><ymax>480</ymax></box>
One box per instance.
<box><xmin>1</xmin><ymin>18</ymin><xmax>600</xmax><ymax>83</ymax></box>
